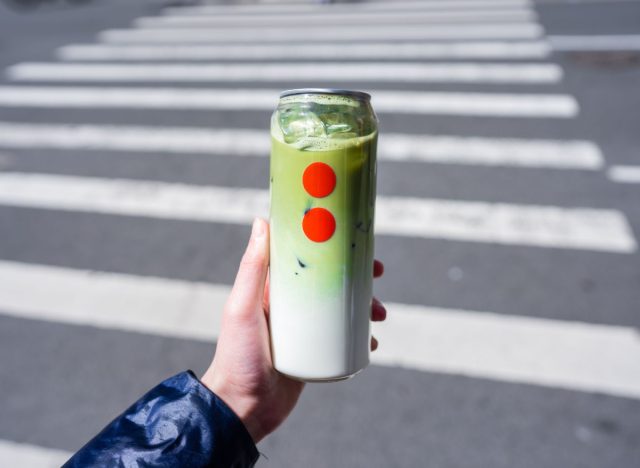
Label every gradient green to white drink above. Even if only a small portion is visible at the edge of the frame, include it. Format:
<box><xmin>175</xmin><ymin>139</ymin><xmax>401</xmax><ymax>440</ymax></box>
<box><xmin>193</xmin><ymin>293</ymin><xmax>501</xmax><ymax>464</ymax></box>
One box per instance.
<box><xmin>269</xmin><ymin>89</ymin><xmax>378</xmax><ymax>381</ymax></box>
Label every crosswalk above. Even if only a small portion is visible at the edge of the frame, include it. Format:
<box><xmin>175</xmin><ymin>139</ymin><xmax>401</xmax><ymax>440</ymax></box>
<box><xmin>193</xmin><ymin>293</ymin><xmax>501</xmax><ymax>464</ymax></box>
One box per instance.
<box><xmin>0</xmin><ymin>172</ymin><xmax>634</xmax><ymax>251</ymax></box>
<box><xmin>57</xmin><ymin>41</ymin><xmax>553</xmax><ymax>60</ymax></box>
<box><xmin>1</xmin><ymin>260</ymin><xmax>639</xmax><ymax>398</ymax></box>
<box><xmin>0</xmin><ymin>86</ymin><xmax>579</xmax><ymax>116</ymax></box>
<box><xmin>0</xmin><ymin>440</ymin><xmax>69</xmax><ymax>467</ymax></box>
<box><xmin>98</xmin><ymin>24</ymin><xmax>545</xmax><ymax>42</ymax></box>
<box><xmin>0</xmin><ymin>122</ymin><xmax>604</xmax><ymax>168</ymax></box>
<box><xmin>609</xmin><ymin>165</ymin><xmax>640</xmax><ymax>184</ymax></box>
<box><xmin>7</xmin><ymin>62</ymin><xmax>564</xmax><ymax>84</ymax></box>
<box><xmin>133</xmin><ymin>9</ymin><xmax>538</xmax><ymax>26</ymax></box>
<box><xmin>1</xmin><ymin>0</ymin><xmax>639</xmax><ymax>466</ymax></box>
<box><xmin>162</xmin><ymin>0</ymin><xmax>535</xmax><ymax>14</ymax></box>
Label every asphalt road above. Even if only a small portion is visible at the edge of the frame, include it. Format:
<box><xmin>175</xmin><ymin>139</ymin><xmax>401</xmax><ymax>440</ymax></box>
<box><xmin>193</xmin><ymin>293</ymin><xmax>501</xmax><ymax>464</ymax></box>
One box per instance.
<box><xmin>0</xmin><ymin>0</ymin><xmax>639</xmax><ymax>466</ymax></box>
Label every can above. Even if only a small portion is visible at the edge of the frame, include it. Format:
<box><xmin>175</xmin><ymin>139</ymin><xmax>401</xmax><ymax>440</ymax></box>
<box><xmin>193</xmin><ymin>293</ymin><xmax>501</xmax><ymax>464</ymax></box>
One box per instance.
<box><xmin>269</xmin><ymin>88</ymin><xmax>378</xmax><ymax>381</ymax></box>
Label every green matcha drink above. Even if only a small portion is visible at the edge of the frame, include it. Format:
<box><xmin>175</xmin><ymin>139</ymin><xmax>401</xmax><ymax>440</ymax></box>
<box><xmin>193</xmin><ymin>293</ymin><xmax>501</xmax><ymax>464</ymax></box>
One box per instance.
<box><xmin>269</xmin><ymin>89</ymin><xmax>377</xmax><ymax>381</ymax></box>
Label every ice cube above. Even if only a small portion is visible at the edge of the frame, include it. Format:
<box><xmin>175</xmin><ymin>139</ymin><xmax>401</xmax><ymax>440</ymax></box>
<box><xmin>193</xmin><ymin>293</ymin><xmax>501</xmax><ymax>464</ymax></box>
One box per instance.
<box><xmin>278</xmin><ymin>107</ymin><xmax>326</xmax><ymax>144</ymax></box>
<box><xmin>319</xmin><ymin>111</ymin><xmax>358</xmax><ymax>137</ymax></box>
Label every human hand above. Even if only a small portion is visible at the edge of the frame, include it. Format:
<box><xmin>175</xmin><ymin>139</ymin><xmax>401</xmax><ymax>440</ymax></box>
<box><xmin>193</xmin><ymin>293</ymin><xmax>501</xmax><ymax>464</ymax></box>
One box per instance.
<box><xmin>201</xmin><ymin>218</ymin><xmax>386</xmax><ymax>443</ymax></box>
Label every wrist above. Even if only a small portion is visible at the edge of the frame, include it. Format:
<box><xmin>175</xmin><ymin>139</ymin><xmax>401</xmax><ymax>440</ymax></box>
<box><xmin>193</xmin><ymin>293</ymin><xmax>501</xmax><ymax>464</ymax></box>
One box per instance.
<box><xmin>201</xmin><ymin>370</ymin><xmax>265</xmax><ymax>444</ymax></box>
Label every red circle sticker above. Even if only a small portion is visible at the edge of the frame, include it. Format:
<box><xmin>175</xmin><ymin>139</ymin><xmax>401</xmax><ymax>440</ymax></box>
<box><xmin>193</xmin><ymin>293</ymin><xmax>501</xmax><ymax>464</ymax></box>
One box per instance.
<box><xmin>303</xmin><ymin>162</ymin><xmax>336</xmax><ymax>198</ymax></box>
<box><xmin>302</xmin><ymin>208</ymin><xmax>336</xmax><ymax>243</ymax></box>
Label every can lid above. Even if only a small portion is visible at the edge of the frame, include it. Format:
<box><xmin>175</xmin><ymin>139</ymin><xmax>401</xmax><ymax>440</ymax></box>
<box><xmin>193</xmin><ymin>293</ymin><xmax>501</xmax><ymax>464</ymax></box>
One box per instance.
<box><xmin>279</xmin><ymin>88</ymin><xmax>371</xmax><ymax>101</ymax></box>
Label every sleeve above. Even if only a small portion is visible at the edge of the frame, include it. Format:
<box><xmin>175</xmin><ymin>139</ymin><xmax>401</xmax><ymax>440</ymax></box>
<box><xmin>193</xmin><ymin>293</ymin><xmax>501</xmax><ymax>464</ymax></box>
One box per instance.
<box><xmin>62</xmin><ymin>370</ymin><xmax>260</xmax><ymax>468</ymax></box>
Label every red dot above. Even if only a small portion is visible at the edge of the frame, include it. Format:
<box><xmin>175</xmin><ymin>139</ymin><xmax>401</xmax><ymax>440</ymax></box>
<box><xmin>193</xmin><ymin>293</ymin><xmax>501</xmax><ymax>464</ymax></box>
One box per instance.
<box><xmin>303</xmin><ymin>162</ymin><xmax>336</xmax><ymax>198</ymax></box>
<box><xmin>302</xmin><ymin>208</ymin><xmax>336</xmax><ymax>243</ymax></box>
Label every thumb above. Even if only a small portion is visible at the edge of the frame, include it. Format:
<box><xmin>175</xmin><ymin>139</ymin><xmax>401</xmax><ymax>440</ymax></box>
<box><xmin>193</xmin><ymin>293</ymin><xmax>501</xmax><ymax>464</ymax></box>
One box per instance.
<box><xmin>225</xmin><ymin>218</ymin><xmax>270</xmax><ymax>319</ymax></box>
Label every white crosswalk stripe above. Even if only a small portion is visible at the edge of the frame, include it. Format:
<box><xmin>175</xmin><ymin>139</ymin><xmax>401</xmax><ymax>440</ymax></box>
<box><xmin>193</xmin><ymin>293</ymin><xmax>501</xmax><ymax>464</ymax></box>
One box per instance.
<box><xmin>163</xmin><ymin>0</ymin><xmax>533</xmax><ymax>15</ymax></box>
<box><xmin>608</xmin><ymin>165</ymin><xmax>640</xmax><ymax>184</ymax></box>
<box><xmin>0</xmin><ymin>440</ymin><xmax>70</xmax><ymax>468</ymax></box>
<box><xmin>135</xmin><ymin>10</ymin><xmax>538</xmax><ymax>27</ymax></box>
<box><xmin>99</xmin><ymin>24</ymin><xmax>544</xmax><ymax>43</ymax></box>
<box><xmin>57</xmin><ymin>41</ymin><xmax>552</xmax><ymax>61</ymax></box>
<box><xmin>0</xmin><ymin>172</ymin><xmax>634</xmax><ymax>252</ymax></box>
<box><xmin>0</xmin><ymin>87</ymin><xmax>579</xmax><ymax>117</ymax></box>
<box><xmin>1</xmin><ymin>260</ymin><xmax>639</xmax><ymax>399</ymax></box>
<box><xmin>0</xmin><ymin>122</ymin><xmax>604</xmax><ymax>169</ymax></box>
<box><xmin>7</xmin><ymin>62</ymin><xmax>563</xmax><ymax>84</ymax></box>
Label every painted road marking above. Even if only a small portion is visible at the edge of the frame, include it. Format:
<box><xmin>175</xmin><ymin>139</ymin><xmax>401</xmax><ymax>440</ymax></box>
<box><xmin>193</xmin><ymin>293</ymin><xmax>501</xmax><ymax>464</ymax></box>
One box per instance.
<box><xmin>163</xmin><ymin>0</ymin><xmax>533</xmax><ymax>15</ymax></box>
<box><xmin>608</xmin><ymin>165</ymin><xmax>640</xmax><ymax>184</ymax></box>
<box><xmin>136</xmin><ymin>10</ymin><xmax>537</xmax><ymax>27</ymax></box>
<box><xmin>57</xmin><ymin>41</ymin><xmax>552</xmax><ymax>61</ymax></box>
<box><xmin>377</xmin><ymin>195</ymin><xmax>635</xmax><ymax>252</ymax></box>
<box><xmin>0</xmin><ymin>122</ymin><xmax>604</xmax><ymax>169</ymax></box>
<box><xmin>549</xmin><ymin>35</ymin><xmax>640</xmax><ymax>51</ymax></box>
<box><xmin>382</xmin><ymin>133</ymin><xmax>602</xmax><ymax>168</ymax></box>
<box><xmin>1</xmin><ymin>260</ymin><xmax>639</xmax><ymax>399</ymax></box>
<box><xmin>0</xmin><ymin>173</ymin><xmax>633</xmax><ymax>252</ymax></box>
<box><xmin>99</xmin><ymin>24</ymin><xmax>543</xmax><ymax>43</ymax></box>
<box><xmin>0</xmin><ymin>87</ymin><xmax>579</xmax><ymax>118</ymax></box>
<box><xmin>0</xmin><ymin>439</ymin><xmax>70</xmax><ymax>468</ymax></box>
<box><xmin>373</xmin><ymin>302</ymin><xmax>640</xmax><ymax>400</ymax></box>
<box><xmin>7</xmin><ymin>62</ymin><xmax>563</xmax><ymax>84</ymax></box>
<box><xmin>0</xmin><ymin>260</ymin><xmax>227</xmax><ymax>341</ymax></box>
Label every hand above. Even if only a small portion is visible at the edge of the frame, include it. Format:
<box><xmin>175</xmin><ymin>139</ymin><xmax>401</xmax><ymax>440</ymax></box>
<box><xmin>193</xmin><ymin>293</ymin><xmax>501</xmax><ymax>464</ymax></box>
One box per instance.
<box><xmin>201</xmin><ymin>218</ymin><xmax>386</xmax><ymax>443</ymax></box>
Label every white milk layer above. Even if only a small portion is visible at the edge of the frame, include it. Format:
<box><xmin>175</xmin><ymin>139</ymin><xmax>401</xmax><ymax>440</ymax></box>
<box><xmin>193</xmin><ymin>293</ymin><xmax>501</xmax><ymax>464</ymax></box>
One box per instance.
<box><xmin>269</xmin><ymin>254</ymin><xmax>372</xmax><ymax>380</ymax></box>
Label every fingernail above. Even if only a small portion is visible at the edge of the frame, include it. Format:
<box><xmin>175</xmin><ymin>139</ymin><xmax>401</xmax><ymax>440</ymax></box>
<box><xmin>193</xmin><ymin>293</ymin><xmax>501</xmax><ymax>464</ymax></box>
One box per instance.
<box><xmin>252</xmin><ymin>218</ymin><xmax>266</xmax><ymax>239</ymax></box>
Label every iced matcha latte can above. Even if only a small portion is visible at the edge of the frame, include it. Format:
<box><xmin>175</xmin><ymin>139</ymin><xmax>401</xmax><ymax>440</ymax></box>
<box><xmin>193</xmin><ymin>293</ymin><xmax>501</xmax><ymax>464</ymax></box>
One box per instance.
<box><xmin>269</xmin><ymin>89</ymin><xmax>377</xmax><ymax>381</ymax></box>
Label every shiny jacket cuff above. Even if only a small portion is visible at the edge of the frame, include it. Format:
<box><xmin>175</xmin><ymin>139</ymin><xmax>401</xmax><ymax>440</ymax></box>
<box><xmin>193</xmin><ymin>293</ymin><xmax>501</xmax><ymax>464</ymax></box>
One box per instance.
<box><xmin>63</xmin><ymin>370</ymin><xmax>259</xmax><ymax>467</ymax></box>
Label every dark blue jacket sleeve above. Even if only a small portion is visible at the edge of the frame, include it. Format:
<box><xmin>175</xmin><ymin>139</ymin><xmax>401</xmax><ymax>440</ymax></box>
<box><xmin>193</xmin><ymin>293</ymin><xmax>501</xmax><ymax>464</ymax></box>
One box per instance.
<box><xmin>63</xmin><ymin>370</ymin><xmax>259</xmax><ymax>468</ymax></box>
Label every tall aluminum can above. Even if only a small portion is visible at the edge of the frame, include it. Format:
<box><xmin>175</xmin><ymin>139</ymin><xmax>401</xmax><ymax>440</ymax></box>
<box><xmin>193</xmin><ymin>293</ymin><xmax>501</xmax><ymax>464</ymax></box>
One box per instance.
<box><xmin>269</xmin><ymin>89</ymin><xmax>378</xmax><ymax>381</ymax></box>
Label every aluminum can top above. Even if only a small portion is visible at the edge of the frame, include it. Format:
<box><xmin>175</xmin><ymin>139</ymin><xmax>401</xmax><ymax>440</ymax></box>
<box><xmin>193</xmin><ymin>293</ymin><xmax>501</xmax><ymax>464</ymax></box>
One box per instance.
<box><xmin>273</xmin><ymin>89</ymin><xmax>376</xmax><ymax>149</ymax></box>
<box><xmin>279</xmin><ymin>88</ymin><xmax>371</xmax><ymax>102</ymax></box>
